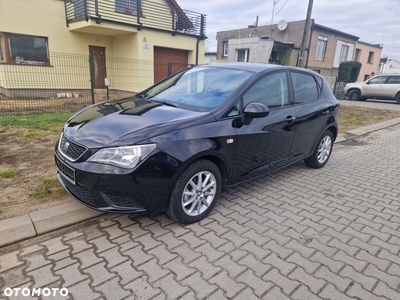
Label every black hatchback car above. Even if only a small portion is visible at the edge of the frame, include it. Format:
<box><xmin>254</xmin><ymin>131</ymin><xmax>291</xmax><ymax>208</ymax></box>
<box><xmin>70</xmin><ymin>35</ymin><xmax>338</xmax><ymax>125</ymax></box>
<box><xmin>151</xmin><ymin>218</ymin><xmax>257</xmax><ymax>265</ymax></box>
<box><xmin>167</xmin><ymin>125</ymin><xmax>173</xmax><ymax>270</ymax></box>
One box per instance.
<box><xmin>55</xmin><ymin>63</ymin><xmax>339</xmax><ymax>224</ymax></box>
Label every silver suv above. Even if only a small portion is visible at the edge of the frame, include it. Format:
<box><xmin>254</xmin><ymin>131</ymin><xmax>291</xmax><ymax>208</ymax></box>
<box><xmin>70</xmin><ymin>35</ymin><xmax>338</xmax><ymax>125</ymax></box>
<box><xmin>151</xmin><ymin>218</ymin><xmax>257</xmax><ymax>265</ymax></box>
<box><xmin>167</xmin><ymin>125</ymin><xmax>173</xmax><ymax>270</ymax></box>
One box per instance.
<box><xmin>343</xmin><ymin>74</ymin><xmax>400</xmax><ymax>103</ymax></box>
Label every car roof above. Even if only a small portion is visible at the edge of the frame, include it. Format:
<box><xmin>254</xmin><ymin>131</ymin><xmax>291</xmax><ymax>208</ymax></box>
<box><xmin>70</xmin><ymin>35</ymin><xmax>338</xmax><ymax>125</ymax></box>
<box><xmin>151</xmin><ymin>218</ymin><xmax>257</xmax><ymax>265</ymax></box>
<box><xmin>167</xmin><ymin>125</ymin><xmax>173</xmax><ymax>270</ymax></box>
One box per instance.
<box><xmin>377</xmin><ymin>74</ymin><xmax>400</xmax><ymax>76</ymax></box>
<box><xmin>204</xmin><ymin>62</ymin><xmax>319</xmax><ymax>76</ymax></box>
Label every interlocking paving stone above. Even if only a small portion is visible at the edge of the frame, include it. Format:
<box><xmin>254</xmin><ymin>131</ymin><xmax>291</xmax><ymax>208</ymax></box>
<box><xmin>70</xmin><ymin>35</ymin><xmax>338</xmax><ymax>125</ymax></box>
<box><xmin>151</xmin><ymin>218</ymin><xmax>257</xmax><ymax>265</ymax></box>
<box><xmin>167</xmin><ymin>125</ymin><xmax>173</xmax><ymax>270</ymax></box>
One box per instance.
<box><xmin>1</xmin><ymin>125</ymin><xmax>400</xmax><ymax>299</ymax></box>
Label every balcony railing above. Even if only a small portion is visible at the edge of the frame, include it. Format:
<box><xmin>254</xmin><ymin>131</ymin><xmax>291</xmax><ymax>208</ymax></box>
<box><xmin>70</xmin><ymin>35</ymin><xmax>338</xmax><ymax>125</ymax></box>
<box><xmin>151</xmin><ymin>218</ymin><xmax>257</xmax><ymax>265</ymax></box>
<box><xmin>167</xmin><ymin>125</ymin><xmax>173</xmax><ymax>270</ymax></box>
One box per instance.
<box><xmin>64</xmin><ymin>0</ymin><xmax>206</xmax><ymax>38</ymax></box>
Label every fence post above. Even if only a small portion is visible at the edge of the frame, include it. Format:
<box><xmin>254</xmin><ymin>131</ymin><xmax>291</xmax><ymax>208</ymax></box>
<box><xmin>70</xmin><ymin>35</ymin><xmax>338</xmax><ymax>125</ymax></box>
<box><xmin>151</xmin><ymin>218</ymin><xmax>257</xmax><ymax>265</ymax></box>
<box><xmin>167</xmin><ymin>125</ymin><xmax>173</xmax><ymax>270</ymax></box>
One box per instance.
<box><xmin>167</xmin><ymin>62</ymin><xmax>172</xmax><ymax>76</ymax></box>
<box><xmin>84</xmin><ymin>0</ymin><xmax>88</xmax><ymax>21</ymax></box>
<box><xmin>88</xmin><ymin>55</ymin><xmax>95</xmax><ymax>105</ymax></box>
<box><xmin>333</xmin><ymin>76</ymin><xmax>338</xmax><ymax>95</ymax></box>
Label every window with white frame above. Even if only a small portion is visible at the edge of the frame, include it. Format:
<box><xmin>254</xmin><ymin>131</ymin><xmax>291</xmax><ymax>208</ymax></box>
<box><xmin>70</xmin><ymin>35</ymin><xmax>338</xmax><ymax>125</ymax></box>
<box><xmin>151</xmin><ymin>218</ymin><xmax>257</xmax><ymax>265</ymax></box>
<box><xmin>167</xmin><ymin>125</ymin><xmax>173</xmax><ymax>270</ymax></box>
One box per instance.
<box><xmin>339</xmin><ymin>44</ymin><xmax>349</xmax><ymax>63</ymax></box>
<box><xmin>315</xmin><ymin>35</ymin><xmax>327</xmax><ymax>61</ymax></box>
<box><xmin>237</xmin><ymin>49</ymin><xmax>249</xmax><ymax>62</ymax></box>
<box><xmin>223</xmin><ymin>41</ymin><xmax>228</xmax><ymax>57</ymax></box>
<box><xmin>1</xmin><ymin>32</ymin><xmax>49</xmax><ymax>65</ymax></box>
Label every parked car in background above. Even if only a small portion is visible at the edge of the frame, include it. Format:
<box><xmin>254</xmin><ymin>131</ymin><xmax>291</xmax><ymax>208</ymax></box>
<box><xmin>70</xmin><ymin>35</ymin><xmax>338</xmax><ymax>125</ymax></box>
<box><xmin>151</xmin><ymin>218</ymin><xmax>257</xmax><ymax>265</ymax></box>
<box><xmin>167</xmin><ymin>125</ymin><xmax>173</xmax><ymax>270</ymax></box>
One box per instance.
<box><xmin>344</xmin><ymin>74</ymin><xmax>400</xmax><ymax>103</ymax></box>
<box><xmin>55</xmin><ymin>63</ymin><xmax>340</xmax><ymax>224</ymax></box>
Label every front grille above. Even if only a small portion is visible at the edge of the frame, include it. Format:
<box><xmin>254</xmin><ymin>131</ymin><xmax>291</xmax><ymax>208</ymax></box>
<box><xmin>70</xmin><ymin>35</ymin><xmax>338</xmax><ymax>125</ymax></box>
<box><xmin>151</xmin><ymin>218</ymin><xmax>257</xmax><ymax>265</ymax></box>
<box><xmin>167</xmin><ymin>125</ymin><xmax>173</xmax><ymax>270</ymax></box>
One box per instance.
<box><xmin>59</xmin><ymin>134</ymin><xmax>87</xmax><ymax>161</ymax></box>
<box><xmin>61</xmin><ymin>177</ymin><xmax>97</xmax><ymax>208</ymax></box>
<box><xmin>55</xmin><ymin>155</ymin><xmax>75</xmax><ymax>184</ymax></box>
<box><xmin>105</xmin><ymin>193</ymin><xmax>142</xmax><ymax>208</ymax></box>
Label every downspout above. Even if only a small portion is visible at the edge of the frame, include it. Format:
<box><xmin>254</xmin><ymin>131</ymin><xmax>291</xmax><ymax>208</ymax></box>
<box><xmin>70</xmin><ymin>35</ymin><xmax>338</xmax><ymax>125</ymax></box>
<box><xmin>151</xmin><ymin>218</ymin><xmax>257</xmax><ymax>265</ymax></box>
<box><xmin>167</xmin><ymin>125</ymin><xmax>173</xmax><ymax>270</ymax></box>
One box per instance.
<box><xmin>196</xmin><ymin>37</ymin><xmax>200</xmax><ymax>65</ymax></box>
<box><xmin>196</xmin><ymin>14</ymin><xmax>206</xmax><ymax>66</ymax></box>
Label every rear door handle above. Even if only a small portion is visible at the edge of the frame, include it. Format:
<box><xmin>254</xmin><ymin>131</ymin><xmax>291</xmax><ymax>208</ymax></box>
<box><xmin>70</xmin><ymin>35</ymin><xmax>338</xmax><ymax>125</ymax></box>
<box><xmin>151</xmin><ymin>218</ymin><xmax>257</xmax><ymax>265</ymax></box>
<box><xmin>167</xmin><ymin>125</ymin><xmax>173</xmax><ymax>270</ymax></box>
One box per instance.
<box><xmin>286</xmin><ymin>115</ymin><xmax>295</xmax><ymax>124</ymax></box>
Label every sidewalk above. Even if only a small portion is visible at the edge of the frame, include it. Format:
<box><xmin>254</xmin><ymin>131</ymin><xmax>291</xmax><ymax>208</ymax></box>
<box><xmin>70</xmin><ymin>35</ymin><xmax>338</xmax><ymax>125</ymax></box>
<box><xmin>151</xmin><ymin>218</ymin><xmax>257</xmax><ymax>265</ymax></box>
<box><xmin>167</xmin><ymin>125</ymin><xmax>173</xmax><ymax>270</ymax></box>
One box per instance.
<box><xmin>1</xmin><ymin>100</ymin><xmax>400</xmax><ymax>248</ymax></box>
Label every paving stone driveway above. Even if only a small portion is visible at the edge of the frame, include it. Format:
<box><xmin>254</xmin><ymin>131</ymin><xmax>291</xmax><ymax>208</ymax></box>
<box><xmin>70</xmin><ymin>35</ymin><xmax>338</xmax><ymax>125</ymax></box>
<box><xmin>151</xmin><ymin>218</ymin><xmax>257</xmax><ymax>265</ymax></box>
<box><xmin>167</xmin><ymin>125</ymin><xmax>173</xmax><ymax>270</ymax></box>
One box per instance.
<box><xmin>1</xmin><ymin>124</ymin><xmax>400</xmax><ymax>299</ymax></box>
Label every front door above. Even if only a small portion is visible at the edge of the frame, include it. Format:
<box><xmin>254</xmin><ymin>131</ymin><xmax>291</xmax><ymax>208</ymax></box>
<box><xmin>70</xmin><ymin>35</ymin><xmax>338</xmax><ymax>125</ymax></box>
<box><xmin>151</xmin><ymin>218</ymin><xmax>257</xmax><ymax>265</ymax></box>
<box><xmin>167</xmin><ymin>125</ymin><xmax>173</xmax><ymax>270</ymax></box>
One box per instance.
<box><xmin>89</xmin><ymin>46</ymin><xmax>107</xmax><ymax>89</ymax></box>
<box><xmin>232</xmin><ymin>71</ymin><xmax>296</xmax><ymax>182</ymax></box>
<box><xmin>363</xmin><ymin>75</ymin><xmax>386</xmax><ymax>98</ymax></box>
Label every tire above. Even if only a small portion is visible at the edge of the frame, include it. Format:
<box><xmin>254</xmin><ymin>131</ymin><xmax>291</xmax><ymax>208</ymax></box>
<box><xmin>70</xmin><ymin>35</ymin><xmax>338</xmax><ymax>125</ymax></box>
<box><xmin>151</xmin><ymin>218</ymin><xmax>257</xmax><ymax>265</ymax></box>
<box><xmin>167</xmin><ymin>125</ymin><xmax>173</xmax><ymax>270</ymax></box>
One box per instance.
<box><xmin>396</xmin><ymin>93</ymin><xmax>400</xmax><ymax>104</ymax></box>
<box><xmin>347</xmin><ymin>90</ymin><xmax>361</xmax><ymax>101</ymax></box>
<box><xmin>167</xmin><ymin>159</ymin><xmax>221</xmax><ymax>224</ymax></box>
<box><xmin>304</xmin><ymin>131</ymin><xmax>334</xmax><ymax>169</ymax></box>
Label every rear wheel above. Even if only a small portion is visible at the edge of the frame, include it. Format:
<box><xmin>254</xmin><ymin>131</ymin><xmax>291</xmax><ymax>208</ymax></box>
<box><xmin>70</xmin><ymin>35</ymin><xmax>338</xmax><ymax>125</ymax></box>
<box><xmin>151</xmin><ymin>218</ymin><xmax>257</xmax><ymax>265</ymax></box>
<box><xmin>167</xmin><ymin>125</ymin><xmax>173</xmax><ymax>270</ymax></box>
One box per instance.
<box><xmin>347</xmin><ymin>90</ymin><xmax>361</xmax><ymax>101</ymax></box>
<box><xmin>167</xmin><ymin>160</ymin><xmax>221</xmax><ymax>224</ymax></box>
<box><xmin>304</xmin><ymin>131</ymin><xmax>333</xmax><ymax>169</ymax></box>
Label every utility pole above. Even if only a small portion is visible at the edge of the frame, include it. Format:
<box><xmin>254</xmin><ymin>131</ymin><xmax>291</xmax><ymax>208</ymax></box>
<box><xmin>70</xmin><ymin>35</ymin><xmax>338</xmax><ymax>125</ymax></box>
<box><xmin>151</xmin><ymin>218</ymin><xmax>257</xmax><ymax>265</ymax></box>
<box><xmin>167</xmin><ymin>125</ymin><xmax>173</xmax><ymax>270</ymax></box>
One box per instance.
<box><xmin>297</xmin><ymin>0</ymin><xmax>314</xmax><ymax>68</ymax></box>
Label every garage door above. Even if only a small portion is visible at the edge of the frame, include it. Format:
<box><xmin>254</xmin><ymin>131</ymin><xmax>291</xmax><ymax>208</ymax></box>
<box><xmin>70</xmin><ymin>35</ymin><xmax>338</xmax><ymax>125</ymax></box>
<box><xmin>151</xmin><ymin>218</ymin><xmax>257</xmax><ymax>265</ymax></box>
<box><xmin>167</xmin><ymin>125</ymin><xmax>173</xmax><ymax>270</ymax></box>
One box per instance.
<box><xmin>154</xmin><ymin>47</ymin><xmax>189</xmax><ymax>84</ymax></box>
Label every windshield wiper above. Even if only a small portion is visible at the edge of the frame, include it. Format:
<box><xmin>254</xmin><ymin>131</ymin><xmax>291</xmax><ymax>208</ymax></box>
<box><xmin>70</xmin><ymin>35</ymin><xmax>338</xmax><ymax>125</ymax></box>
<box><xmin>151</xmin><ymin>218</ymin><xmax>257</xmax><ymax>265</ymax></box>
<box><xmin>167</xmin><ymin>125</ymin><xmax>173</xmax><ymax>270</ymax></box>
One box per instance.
<box><xmin>151</xmin><ymin>100</ymin><xmax>179</xmax><ymax>108</ymax></box>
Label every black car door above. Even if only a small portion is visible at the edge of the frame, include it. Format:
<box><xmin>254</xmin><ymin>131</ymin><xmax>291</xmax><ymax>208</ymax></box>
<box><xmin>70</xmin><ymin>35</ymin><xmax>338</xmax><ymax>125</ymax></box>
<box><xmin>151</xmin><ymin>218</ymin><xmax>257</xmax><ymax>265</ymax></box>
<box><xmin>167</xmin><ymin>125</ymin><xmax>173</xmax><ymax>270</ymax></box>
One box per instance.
<box><xmin>231</xmin><ymin>71</ymin><xmax>296</xmax><ymax>183</ymax></box>
<box><xmin>289</xmin><ymin>71</ymin><xmax>331</xmax><ymax>160</ymax></box>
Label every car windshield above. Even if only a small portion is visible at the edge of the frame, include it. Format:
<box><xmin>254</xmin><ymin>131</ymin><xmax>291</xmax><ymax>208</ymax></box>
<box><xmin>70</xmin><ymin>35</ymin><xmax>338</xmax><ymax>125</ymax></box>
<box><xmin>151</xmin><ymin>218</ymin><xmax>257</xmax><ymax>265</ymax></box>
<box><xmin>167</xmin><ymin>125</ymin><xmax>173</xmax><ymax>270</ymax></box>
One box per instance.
<box><xmin>143</xmin><ymin>66</ymin><xmax>252</xmax><ymax>112</ymax></box>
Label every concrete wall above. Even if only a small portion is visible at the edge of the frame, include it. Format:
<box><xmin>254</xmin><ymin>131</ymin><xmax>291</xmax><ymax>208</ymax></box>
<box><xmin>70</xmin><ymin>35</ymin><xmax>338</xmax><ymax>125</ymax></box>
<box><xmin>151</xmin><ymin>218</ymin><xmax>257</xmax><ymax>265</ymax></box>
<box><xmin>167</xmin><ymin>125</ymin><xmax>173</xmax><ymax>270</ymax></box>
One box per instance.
<box><xmin>226</xmin><ymin>38</ymin><xmax>274</xmax><ymax>63</ymax></box>
<box><xmin>216</xmin><ymin>20</ymin><xmax>360</xmax><ymax>78</ymax></box>
<box><xmin>216</xmin><ymin>20</ymin><xmax>308</xmax><ymax>66</ymax></box>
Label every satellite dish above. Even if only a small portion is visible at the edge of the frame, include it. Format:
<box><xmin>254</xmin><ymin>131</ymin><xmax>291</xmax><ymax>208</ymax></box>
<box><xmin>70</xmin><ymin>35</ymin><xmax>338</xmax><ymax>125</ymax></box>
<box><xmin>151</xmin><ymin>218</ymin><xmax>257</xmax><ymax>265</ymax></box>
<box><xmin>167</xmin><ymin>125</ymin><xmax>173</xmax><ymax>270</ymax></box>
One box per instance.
<box><xmin>278</xmin><ymin>20</ymin><xmax>287</xmax><ymax>31</ymax></box>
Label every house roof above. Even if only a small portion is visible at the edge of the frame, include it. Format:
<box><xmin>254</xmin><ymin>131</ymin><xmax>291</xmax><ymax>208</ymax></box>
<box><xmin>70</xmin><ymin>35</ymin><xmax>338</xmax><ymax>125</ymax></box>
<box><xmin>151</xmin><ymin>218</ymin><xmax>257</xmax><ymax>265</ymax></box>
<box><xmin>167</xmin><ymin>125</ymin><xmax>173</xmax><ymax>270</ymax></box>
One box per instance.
<box><xmin>313</xmin><ymin>23</ymin><xmax>359</xmax><ymax>40</ymax></box>
<box><xmin>358</xmin><ymin>40</ymin><xmax>383</xmax><ymax>48</ymax></box>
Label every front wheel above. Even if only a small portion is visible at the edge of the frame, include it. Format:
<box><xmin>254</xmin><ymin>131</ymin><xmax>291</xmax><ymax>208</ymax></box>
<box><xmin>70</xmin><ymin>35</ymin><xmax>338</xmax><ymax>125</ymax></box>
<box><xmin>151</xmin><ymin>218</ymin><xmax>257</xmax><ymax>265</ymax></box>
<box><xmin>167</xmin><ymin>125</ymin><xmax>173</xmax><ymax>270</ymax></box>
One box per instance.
<box><xmin>167</xmin><ymin>159</ymin><xmax>221</xmax><ymax>224</ymax></box>
<box><xmin>347</xmin><ymin>90</ymin><xmax>360</xmax><ymax>101</ymax></box>
<box><xmin>396</xmin><ymin>93</ymin><xmax>400</xmax><ymax>104</ymax></box>
<box><xmin>304</xmin><ymin>131</ymin><xmax>334</xmax><ymax>169</ymax></box>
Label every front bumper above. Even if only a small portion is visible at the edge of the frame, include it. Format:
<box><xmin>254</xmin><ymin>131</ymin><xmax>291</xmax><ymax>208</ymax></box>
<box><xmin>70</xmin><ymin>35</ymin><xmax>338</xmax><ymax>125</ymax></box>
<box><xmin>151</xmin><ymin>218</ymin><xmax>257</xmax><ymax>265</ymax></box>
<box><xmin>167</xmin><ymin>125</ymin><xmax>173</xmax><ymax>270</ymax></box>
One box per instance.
<box><xmin>55</xmin><ymin>150</ymin><xmax>175</xmax><ymax>214</ymax></box>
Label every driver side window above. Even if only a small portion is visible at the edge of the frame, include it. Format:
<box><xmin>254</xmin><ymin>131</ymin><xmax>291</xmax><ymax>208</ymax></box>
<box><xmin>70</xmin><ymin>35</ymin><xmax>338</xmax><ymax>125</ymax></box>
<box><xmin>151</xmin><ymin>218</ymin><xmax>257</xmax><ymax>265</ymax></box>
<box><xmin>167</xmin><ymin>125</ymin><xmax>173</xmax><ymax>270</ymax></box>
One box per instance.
<box><xmin>242</xmin><ymin>72</ymin><xmax>289</xmax><ymax>109</ymax></box>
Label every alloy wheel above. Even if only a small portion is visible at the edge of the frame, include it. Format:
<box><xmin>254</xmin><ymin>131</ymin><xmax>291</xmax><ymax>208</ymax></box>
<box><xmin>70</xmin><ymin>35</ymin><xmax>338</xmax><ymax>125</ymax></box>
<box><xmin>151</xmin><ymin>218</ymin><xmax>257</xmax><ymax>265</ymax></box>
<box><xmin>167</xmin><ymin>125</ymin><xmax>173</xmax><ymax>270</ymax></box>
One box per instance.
<box><xmin>317</xmin><ymin>135</ymin><xmax>332</xmax><ymax>164</ymax></box>
<box><xmin>181</xmin><ymin>171</ymin><xmax>216</xmax><ymax>216</ymax></box>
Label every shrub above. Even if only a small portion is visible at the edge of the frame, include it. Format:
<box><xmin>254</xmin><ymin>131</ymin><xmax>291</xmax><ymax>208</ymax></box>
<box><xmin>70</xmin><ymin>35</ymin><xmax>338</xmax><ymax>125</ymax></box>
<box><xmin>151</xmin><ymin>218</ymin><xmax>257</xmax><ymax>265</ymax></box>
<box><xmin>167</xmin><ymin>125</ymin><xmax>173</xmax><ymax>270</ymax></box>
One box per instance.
<box><xmin>338</xmin><ymin>61</ymin><xmax>362</xmax><ymax>83</ymax></box>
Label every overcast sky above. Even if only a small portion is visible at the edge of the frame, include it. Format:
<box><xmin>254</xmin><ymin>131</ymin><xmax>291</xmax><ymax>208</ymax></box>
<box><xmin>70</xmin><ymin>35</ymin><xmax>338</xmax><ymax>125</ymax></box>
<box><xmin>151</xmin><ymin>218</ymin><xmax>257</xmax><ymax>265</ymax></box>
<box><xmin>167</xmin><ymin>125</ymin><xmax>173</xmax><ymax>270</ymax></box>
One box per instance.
<box><xmin>179</xmin><ymin>0</ymin><xmax>400</xmax><ymax>60</ymax></box>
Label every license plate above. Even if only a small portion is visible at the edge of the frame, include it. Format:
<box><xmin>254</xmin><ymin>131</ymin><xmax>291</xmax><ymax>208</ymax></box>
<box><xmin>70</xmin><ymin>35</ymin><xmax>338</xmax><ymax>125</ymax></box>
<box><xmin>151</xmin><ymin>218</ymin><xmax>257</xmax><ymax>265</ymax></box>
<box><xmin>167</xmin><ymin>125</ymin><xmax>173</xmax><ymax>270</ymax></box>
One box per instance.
<box><xmin>55</xmin><ymin>155</ymin><xmax>76</xmax><ymax>185</ymax></box>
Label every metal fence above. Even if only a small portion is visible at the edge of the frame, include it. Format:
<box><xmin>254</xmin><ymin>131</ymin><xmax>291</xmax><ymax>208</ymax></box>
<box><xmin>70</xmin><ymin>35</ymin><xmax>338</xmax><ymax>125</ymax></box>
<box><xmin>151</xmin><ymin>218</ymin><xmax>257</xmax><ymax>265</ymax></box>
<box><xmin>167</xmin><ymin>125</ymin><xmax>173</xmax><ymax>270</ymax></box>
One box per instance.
<box><xmin>323</xmin><ymin>76</ymin><xmax>346</xmax><ymax>99</ymax></box>
<box><xmin>0</xmin><ymin>50</ymin><xmax>164</xmax><ymax>116</ymax></box>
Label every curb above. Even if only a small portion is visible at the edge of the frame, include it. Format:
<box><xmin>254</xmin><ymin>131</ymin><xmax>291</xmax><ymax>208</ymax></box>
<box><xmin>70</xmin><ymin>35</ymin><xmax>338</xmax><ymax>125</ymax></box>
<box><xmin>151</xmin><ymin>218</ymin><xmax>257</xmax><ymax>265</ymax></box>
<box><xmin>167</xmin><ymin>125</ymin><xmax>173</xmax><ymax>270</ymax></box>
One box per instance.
<box><xmin>1</xmin><ymin>117</ymin><xmax>400</xmax><ymax>248</ymax></box>
<box><xmin>0</xmin><ymin>202</ymin><xmax>104</xmax><ymax>248</ymax></box>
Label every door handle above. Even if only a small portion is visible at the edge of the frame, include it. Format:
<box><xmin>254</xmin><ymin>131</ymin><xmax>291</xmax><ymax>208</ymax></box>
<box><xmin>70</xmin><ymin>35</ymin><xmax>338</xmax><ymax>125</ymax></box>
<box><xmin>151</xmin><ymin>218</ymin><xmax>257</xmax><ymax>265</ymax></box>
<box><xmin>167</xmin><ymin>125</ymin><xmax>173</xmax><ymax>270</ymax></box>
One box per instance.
<box><xmin>286</xmin><ymin>115</ymin><xmax>295</xmax><ymax>124</ymax></box>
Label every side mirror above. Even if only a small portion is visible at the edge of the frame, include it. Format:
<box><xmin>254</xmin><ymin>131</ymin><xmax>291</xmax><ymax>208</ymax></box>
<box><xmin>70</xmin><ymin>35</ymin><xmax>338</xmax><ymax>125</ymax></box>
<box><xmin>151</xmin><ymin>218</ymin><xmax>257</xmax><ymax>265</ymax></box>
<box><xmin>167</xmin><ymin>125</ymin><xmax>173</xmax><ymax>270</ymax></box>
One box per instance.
<box><xmin>244</xmin><ymin>102</ymin><xmax>270</xmax><ymax>119</ymax></box>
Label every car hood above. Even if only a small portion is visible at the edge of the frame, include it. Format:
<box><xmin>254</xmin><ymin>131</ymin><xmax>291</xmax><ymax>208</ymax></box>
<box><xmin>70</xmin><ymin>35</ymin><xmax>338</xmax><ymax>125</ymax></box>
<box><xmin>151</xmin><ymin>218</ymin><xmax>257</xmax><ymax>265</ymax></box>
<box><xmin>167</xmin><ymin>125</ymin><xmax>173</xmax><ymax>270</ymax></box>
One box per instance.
<box><xmin>63</xmin><ymin>97</ymin><xmax>215</xmax><ymax>148</ymax></box>
<box><xmin>345</xmin><ymin>82</ymin><xmax>365</xmax><ymax>88</ymax></box>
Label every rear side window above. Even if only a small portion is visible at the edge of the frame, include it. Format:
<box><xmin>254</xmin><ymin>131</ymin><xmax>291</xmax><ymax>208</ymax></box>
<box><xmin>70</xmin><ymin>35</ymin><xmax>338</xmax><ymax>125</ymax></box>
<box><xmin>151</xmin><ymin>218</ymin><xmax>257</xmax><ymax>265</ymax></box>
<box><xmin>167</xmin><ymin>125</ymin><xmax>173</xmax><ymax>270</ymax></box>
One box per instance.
<box><xmin>387</xmin><ymin>76</ymin><xmax>400</xmax><ymax>84</ymax></box>
<box><xmin>291</xmin><ymin>72</ymin><xmax>319</xmax><ymax>104</ymax></box>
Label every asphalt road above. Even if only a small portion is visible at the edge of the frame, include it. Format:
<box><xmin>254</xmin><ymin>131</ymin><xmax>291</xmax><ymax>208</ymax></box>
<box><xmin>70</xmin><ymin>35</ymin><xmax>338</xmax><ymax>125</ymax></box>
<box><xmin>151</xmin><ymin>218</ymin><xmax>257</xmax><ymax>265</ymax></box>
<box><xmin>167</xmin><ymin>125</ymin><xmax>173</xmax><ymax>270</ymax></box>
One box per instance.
<box><xmin>1</xmin><ymin>109</ymin><xmax>400</xmax><ymax>299</ymax></box>
<box><xmin>339</xmin><ymin>99</ymin><xmax>400</xmax><ymax>110</ymax></box>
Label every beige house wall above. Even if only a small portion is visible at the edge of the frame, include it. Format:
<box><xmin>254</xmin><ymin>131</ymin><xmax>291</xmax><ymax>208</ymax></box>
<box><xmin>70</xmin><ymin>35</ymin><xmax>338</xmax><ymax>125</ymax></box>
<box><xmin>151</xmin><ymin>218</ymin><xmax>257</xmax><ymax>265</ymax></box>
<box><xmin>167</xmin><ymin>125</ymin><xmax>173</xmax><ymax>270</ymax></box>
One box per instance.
<box><xmin>307</xmin><ymin>27</ymin><xmax>358</xmax><ymax>77</ymax></box>
<box><xmin>355</xmin><ymin>42</ymin><xmax>382</xmax><ymax>82</ymax></box>
<box><xmin>0</xmin><ymin>0</ymin><xmax>204</xmax><ymax>93</ymax></box>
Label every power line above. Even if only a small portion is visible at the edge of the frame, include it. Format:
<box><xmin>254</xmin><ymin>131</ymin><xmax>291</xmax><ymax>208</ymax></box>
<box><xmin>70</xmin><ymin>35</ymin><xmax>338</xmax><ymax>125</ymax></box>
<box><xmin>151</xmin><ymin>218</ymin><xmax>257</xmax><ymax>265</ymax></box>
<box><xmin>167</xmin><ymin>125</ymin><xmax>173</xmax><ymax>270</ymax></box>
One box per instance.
<box><xmin>380</xmin><ymin>0</ymin><xmax>400</xmax><ymax>18</ymax></box>
<box><xmin>265</xmin><ymin>0</ymin><xmax>290</xmax><ymax>25</ymax></box>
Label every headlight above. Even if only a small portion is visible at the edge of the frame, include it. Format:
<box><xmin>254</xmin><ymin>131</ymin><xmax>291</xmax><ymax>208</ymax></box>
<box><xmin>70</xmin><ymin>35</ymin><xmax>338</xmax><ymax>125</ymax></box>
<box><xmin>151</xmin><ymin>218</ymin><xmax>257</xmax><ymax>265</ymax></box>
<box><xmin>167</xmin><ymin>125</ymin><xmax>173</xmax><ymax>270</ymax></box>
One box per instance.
<box><xmin>87</xmin><ymin>144</ymin><xmax>156</xmax><ymax>169</ymax></box>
